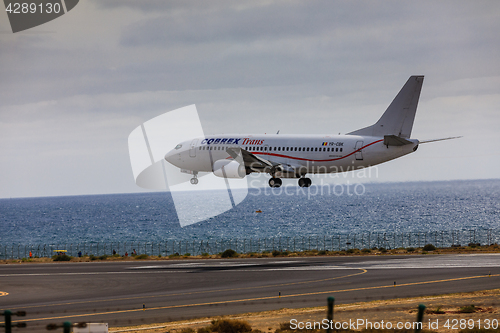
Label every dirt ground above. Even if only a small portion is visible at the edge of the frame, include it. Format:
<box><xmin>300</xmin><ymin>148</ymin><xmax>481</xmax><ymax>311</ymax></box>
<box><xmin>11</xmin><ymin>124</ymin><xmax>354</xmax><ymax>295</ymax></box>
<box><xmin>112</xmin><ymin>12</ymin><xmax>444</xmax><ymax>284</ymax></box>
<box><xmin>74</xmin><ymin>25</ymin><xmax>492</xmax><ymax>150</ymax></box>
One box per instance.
<box><xmin>108</xmin><ymin>289</ymin><xmax>500</xmax><ymax>333</ymax></box>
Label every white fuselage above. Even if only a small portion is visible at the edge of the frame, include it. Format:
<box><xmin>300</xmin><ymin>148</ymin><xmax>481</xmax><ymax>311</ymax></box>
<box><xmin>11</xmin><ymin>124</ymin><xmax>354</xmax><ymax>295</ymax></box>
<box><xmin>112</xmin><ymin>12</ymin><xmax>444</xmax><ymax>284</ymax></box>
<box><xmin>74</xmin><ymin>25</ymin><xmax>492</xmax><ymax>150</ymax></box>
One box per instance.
<box><xmin>165</xmin><ymin>134</ymin><xmax>419</xmax><ymax>176</ymax></box>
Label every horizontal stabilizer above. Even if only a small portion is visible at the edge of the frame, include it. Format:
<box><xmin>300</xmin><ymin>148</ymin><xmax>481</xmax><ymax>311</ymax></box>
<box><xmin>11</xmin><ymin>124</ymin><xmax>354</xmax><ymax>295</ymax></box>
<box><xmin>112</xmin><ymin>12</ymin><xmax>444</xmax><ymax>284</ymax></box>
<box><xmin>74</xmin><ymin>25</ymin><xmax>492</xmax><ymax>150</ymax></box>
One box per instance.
<box><xmin>383</xmin><ymin>135</ymin><xmax>413</xmax><ymax>146</ymax></box>
<box><xmin>419</xmin><ymin>136</ymin><xmax>462</xmax><ymax>144</ymax></box>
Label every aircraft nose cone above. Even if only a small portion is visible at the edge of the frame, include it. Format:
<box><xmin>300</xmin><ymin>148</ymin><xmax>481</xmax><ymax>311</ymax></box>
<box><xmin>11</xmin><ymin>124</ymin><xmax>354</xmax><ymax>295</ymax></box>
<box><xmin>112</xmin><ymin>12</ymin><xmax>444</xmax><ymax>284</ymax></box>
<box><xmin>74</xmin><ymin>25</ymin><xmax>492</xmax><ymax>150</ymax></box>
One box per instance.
<box><xmin>164</xmin><ymin>149</ymin><xmax>180</xmax><ymax>165</ymax></box>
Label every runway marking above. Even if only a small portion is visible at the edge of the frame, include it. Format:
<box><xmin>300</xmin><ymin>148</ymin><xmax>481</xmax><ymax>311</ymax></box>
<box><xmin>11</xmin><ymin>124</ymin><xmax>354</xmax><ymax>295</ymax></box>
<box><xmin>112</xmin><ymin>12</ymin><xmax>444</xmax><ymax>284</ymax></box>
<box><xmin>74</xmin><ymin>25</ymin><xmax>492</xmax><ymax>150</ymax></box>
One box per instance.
<box><xmin>5</xmin><ymin>272</ymin><xmax>499</xmax><ymax>324</ymax></box>
<box><xmin>1</xmin><ymin>269</ymin><xmax>367</xmax><ymax>311</ymax></box>
<box><xmin>0</xmin><ymin>271</ymin><xmax>191</xmax><ymax>277</ymax></box>
<box><xmin>0</xmin><ymin>291</ymin><xmax>8</xmax><ymax>297</ymax></box>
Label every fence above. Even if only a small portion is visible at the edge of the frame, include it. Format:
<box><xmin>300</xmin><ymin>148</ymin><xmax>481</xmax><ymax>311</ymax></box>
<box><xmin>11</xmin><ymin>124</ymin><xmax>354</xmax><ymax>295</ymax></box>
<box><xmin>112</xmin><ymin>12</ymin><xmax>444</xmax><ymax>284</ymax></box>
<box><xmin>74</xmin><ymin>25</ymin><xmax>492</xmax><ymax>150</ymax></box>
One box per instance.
<box><xmin>1</xmin><ymin>229</ymin><xmax>498</xmax><ymax>260</ymax></box>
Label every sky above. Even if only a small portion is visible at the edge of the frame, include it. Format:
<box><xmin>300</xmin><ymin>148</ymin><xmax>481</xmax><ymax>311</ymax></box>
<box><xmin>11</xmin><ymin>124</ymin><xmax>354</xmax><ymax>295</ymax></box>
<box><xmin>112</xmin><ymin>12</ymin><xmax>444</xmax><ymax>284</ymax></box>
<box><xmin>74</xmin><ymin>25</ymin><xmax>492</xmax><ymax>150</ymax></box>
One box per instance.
<box><xmin>1</xmin><ymin>0</ymin><xmax>499</xmax><ymax>199</ymax></box>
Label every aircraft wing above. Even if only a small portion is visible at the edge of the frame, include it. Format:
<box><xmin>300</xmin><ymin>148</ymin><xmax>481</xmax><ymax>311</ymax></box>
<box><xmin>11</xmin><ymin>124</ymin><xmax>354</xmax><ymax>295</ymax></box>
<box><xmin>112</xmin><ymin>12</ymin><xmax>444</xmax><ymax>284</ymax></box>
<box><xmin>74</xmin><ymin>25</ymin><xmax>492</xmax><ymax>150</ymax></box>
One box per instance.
<box><xmin>226</xmin><ymin>147</ymin><xmax>304</xmax><ymax>176</ymax></box>
<box><xmin>226</xmin><ymin>147</ymin><xmax>275</xmax><ymax>172</ymax></box>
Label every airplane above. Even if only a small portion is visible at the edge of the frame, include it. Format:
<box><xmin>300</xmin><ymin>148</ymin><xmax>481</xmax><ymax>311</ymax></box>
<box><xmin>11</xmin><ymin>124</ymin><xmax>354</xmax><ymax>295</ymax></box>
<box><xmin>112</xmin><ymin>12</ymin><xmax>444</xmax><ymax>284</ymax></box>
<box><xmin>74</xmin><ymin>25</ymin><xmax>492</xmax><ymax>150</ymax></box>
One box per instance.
<box><xmin>165</xmin><ymin>76</ymin><xmax>459</xmax><ymax>188</ymax></box>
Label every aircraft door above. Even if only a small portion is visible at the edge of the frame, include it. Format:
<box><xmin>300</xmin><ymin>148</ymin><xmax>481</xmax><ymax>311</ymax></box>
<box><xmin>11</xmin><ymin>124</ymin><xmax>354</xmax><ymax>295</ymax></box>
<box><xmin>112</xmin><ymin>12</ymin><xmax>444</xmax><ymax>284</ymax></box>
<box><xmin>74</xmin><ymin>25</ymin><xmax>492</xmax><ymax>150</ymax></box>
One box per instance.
<box><xmin>189</xmin><ymin>139</ymin><xmax>198</xmax><ymax>158</ymax></box>
<box><xmin>355</xmin><ymin>141</ymin><xmax>364</xmax><ymax>160</ymax></box>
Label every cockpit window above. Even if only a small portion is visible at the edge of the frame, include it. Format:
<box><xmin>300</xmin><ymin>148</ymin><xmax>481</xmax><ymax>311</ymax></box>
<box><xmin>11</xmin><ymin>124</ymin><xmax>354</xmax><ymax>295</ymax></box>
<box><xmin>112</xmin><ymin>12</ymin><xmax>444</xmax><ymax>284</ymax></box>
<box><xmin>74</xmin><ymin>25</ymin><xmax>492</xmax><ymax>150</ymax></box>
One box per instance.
<box><xmin>175</xmin><ymin>144</ymin><xmax>182</xmax><ymax>150</ymax></box>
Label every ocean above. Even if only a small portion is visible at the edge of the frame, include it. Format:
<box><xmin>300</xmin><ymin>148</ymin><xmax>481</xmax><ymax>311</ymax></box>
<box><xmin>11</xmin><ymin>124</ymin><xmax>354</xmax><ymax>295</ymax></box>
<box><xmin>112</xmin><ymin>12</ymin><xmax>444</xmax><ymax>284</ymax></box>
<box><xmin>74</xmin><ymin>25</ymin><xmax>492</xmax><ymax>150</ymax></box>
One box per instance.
<box><xmin>1</xmin><ymin>179</ymin><xmax>499</xmax><ymax>247</ymax></box>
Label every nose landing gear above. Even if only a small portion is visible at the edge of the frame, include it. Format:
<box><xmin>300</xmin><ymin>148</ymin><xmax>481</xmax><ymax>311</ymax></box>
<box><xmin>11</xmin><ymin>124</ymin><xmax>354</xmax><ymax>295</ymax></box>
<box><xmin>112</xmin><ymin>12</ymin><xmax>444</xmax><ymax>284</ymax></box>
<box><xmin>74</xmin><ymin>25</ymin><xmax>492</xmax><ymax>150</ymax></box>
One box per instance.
<box><xmin>190</xmin><ymin>172</ymin><xmax>199</xmax><ymax>185</ymax></box>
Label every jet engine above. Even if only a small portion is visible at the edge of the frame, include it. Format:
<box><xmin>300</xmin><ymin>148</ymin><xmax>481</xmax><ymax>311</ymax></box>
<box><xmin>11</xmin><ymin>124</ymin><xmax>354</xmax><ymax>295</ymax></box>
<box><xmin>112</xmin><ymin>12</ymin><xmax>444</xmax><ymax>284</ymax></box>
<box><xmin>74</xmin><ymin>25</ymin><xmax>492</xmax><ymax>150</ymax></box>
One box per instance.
<box><xmin>213</xmin><ymin>160</ymin><xmax>246</xmax><ymax>179</ymax></box>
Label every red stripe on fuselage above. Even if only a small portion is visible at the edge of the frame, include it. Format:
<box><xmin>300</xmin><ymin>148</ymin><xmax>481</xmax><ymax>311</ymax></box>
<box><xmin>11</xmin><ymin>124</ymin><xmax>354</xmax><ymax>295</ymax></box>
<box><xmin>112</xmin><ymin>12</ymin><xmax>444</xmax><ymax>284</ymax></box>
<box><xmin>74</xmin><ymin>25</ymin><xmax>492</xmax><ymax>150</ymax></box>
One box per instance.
<box><xmin>249</xmin><ymin>139</ymin><xmax>384</xmax><ymax>162</ymax></box>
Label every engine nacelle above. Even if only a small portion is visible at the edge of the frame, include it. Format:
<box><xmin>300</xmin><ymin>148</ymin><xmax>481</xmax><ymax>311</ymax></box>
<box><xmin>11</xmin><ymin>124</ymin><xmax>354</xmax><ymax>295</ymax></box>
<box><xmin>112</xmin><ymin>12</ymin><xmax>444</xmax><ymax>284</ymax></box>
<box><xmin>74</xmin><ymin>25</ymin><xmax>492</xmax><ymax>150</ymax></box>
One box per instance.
<box><xmin>213</xmin><ymin>160</ymin><xmax>246</xmax><ymax>179</ymax></box>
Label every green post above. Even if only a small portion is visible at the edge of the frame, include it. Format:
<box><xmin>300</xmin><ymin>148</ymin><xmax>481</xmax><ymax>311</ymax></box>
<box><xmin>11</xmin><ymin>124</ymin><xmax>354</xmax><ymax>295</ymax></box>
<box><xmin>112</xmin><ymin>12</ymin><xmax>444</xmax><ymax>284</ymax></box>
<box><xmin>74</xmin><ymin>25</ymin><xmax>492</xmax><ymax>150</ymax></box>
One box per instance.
<box><xmin>4</xmin><ymin>310</ymin><xmax>12</xmax><ymax>333</ymax></box>
<box><xmin>415</xmin><ymin>304</ymin><xmax>426</xmax><ymax>333</ymax></box>
<box><xmin>63</xmin><ymin>321</ymin><xmax>71</xmax><ymax>333</ymax></box>
<box><xmin>327</xmin><ymin>297</ymin><xmax>335</xmax><ymax>333</ymax></box>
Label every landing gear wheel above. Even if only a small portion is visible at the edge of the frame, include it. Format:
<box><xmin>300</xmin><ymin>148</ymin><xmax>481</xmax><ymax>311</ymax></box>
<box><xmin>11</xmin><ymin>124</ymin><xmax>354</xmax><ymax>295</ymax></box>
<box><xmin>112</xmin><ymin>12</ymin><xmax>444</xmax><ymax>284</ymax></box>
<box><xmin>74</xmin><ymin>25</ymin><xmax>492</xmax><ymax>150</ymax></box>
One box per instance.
<box><xmin>190</xmin><ymin>177</ymin><xmax>198</xmax><ymax>185</ymax></box>
<box><xmin>298</xmin><ymin>178</ymin><xmax>312</xmax><ymax>187</ymax></box>
<box><xmin>268</xmin><ymin>178</ymin><xmax>282</xmax><ymax>188</ymax></box>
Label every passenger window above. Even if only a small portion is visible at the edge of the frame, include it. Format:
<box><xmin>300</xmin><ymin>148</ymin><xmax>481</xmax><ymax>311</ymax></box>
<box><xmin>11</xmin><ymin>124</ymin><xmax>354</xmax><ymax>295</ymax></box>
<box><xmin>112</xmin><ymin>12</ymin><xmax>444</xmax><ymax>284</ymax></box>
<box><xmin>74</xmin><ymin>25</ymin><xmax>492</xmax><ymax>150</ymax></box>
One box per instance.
<box><xmin>298</xmin><ymin>147</ymin><xmax>301</xmax><ymax>151</ymax></box>
<box><xmin>315</xmin><ymin>148</ymin><xmax>318</xmax><ymax>152</ymax></box>
<box><xmin>336</xmin><ymin>148</ymin><xmax>338</xmax><ymax>152</ymax></box>
<box><xmin>278</xmin><ymin>147</ymin><xmax>281</xmax><ymax>151</ymax></box>
<box><xmin>306</xmin><ymin>148</ymin><xmax>309</xmax><ymax>151</ymax></box>
<box><xmin>286</xmin><ymin>147</ymin><xmax>289</xmax><ymax>151</ymax></box>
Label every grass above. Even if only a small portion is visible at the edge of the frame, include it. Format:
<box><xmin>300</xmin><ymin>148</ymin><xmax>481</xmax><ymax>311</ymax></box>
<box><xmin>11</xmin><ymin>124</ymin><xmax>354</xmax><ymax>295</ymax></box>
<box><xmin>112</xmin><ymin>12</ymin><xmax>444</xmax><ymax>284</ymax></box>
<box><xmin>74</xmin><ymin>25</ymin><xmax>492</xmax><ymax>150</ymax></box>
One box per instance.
<box><xmin>221</xmin><ymin>249</ymin><xmax>238</xmax><ymax>258</ymax></box>
<box><xmin>426</xmin><ymin>306</ymin><xmax>446</xmax><ymax>314</ymax></box>
<box><xmin>423</xmin><ymin>244</ymin><xmax>437</xmax><ymax>251</ymax></box>
<box><xmin>52</xmin><ymin>254</ymin><xmax>72</xmax><ymax>261</ymax></box>
<box><xmin>459</xmin><ymin>304</ymin><xmax>477</xmax><ymax>313</ymax></box>
<box><xmin>4</xmin><ymin>243</ymin><xmax>500</xmax><ymax>264</ymax></box>
<box><xmin>209</xmin><ymin>319</ymin><xmax>253</xmax><ymax>333</ymax></box>
<box><xmin>134</xmin><ymin>254</ymin><xmax>149</xmax><ymax>259</ymax></box>
<box><xmin>177</xmin><ymin>319</ymin><xmax>255</xmax><ymax>333</ymax></box>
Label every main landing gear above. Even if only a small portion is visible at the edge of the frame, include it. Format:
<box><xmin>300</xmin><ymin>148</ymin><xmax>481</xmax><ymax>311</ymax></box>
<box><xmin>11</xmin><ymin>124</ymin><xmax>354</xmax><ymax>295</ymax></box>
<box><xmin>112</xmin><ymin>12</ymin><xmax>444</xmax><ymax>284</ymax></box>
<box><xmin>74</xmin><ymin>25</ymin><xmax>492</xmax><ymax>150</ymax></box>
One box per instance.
<box><xmin>268</xmin><ymin>177</ymin><xmax>312</xmax><ymax>188</ymax></box>
<box><xmin>298</xmin><ymin>177</ymin><xmax>312</xmax><ymax>188</ymax></box>
<box><xmin>190</xmin><ymin>172</ymin><xmax>199</xmax><ymax>185</ymax></box>
<box><xmin>268</xmin><ymin>178</ymin><xmax>282</xmax><ymax>188</ymax></box>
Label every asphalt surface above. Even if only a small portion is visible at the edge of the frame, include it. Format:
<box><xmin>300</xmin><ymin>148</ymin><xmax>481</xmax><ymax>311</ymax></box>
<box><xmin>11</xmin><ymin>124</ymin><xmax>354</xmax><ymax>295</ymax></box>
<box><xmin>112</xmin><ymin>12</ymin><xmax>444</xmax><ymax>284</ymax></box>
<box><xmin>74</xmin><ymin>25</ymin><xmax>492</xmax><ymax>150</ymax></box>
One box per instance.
<box><xmin>1</xmin><ymin>254</ymin><xmax>500</xmax><ymax>331</ymax></box>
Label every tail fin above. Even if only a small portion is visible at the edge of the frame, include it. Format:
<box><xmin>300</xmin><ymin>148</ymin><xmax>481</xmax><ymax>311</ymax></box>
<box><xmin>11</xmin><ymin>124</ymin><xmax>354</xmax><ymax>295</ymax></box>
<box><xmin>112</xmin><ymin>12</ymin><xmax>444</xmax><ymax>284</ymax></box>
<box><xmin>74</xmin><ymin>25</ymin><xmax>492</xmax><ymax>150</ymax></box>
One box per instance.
<box><xmin>347</xmin><ymin>75</ymin><xmax>424</xmax><ymax>138</ymax></box>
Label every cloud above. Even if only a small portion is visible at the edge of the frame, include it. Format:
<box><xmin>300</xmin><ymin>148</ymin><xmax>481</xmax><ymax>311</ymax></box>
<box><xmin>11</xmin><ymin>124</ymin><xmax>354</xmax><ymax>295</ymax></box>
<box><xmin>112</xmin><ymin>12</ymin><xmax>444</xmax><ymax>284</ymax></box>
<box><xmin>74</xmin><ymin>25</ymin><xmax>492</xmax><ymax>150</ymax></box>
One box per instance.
<box><xmin>1</xmin><ymin>0</ymin><xmax>500</xmax><ymax>198</ymax></box>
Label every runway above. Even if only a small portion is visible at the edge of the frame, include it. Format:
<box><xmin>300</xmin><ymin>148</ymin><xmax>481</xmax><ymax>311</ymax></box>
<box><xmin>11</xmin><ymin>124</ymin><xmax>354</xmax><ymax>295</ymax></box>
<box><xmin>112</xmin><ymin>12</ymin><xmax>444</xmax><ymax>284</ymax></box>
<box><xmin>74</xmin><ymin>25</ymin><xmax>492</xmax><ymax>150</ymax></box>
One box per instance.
<box><xmin>1</xmin><ymin>254</ymin><xmax>499</xmax><ymax>331</ymax></box>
